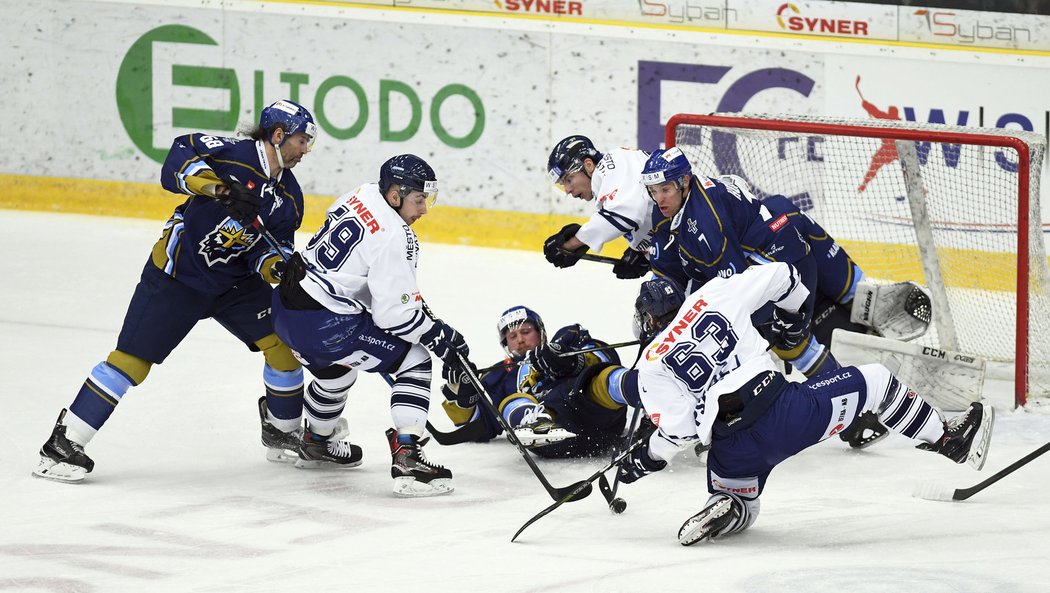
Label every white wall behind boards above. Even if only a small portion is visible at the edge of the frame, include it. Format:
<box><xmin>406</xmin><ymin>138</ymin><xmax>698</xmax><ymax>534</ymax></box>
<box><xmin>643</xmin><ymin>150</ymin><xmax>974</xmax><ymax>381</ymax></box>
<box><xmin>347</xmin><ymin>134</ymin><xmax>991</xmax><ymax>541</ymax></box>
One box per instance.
<box><xmin>2</xmin><ymin>0</ymin><xmax>1048</xmax><ymax>221</ymax></box>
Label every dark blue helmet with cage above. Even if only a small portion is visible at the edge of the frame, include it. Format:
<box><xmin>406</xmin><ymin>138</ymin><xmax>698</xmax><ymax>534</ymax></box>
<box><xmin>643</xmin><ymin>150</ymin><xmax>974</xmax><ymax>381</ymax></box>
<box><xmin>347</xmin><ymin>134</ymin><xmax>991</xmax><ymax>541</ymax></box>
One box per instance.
<box><xmin>641</xmin><ymin>147</ymin><xmax>692</xmax><ymax>194</ymax></box>
<box><xmin>259</xmin><ymin>99</ymin><xmax>316</xmax><ymax>149</ymax></box>
<box><xmin>379</xmin><ymin>154</ymin><xmax>439</xmax><ymax>208</ymax></box>
<box><xmin>634</xmin><ymin>278</ymin><xmax>686</xmax><ymax>343</ymax></box>
<box><xmin>496</xmin><ymin>306</ymin><xmax>547</xmax><ymax>355</ymax></box>
<box><xmin>547</xmin><ymin>135</ymin><xmax>603</xmax><ymax>191</ymax></box>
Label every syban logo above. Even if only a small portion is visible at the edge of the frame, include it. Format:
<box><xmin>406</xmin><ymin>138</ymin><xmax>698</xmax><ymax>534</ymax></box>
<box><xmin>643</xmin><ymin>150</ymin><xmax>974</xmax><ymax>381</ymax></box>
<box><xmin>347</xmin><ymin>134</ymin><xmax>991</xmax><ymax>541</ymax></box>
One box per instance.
<box><xmin>116</xmin><ymin>25</ymin><xmax>486</xmax><ymax>164</ymax></box>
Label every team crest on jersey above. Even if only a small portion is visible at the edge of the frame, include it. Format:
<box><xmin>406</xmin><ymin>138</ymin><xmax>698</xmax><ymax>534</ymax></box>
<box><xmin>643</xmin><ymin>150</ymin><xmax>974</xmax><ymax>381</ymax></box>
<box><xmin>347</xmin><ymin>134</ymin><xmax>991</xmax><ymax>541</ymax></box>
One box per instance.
<box><xmin>686</xmin><ymin>218</ymin><xmax>698</xmax><ymax>234</ymax></box>
<box><xmin>198</xmin><ymin>219</ymin><xmax>259</xmax><ymax>265</ymax></box>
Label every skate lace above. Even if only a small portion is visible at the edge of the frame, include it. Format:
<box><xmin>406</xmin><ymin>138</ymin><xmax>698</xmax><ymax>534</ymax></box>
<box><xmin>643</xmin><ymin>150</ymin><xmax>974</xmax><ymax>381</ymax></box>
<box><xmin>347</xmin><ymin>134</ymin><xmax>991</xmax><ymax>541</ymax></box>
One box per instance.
<box><xmin>517</xmin><ymin>404</ymin><xmax>551</xmax><ymax>429</ymax></box>
<box><xmin>327</xmin><ymin>439</ymin><xmax>356</xmax><ymax>457</ymax></box>
<box><xmin>405</xmin><ymin>444</ymin><xmax>446</xmax><ymax>471</ymax></box>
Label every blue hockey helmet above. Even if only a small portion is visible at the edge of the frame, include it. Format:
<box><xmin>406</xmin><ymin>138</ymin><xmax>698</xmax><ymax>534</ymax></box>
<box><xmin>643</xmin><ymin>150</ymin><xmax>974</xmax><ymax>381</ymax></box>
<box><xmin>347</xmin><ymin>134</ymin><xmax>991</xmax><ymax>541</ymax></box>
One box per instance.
<box><xmin>547</xmin><ymin>135</ymin><xmax>603</xmax><ymax>191</ymax></box>
<box><xmin>379</xmin><ymin>154</ymin><xmax>439</xmax><ymax>208</ymax></box>
<box><xmin>634</xmin><ymin>278</ymin><xmax>686</xmax><ymax>342</ymax></box>
<box><xmin>641</xmin><ymin>147</ymin><xmax>692</xmax><ymax>193</ymax></box>
<box><xmin>260</xmin><ymin>99</ymin><xmax>317</xmax><ymax>149</ymax></box>
<box><xmin>497</xmin><ymin>306</ymin><xmax>547</xmax><ymax>354</ymax></box>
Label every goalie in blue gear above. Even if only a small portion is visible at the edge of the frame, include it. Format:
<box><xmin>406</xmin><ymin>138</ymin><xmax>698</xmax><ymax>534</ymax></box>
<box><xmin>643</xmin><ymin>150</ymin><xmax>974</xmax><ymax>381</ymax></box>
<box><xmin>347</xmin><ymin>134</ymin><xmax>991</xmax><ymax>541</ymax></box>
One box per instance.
<box><xmin>439</xmin><ymin>305</ymin><xmax>629</xmax><ymax>458</ymax></box>
<box><xmin>33</xmin><ymin>99</ymin><xmax>317</xmax><ymax>483</ymax></box>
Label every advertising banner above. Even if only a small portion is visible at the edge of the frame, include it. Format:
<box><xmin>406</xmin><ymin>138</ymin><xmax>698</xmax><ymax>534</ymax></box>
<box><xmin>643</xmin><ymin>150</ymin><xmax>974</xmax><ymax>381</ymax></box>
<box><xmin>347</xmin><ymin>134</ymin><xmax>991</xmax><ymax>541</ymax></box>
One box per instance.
<box><xmin>728</xmin><ymin>0</ymin><xmax>897</xmax><ymax>41</ymax></box>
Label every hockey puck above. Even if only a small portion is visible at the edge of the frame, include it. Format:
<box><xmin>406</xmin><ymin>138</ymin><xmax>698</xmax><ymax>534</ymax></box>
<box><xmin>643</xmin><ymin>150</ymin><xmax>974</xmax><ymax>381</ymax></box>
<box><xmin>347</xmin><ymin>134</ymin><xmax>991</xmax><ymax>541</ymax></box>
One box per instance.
<box><xmin>610</xmin><ymin>497</ymin><xmax>627</xmax><ymax>514</ymax></box>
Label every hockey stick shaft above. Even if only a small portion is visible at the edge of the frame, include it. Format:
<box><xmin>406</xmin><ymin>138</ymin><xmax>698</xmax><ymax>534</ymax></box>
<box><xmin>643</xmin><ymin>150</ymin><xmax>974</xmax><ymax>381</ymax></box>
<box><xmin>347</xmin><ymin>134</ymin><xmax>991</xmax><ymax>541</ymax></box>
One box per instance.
<box><xmin>598</xmin><ymin>406</ymin><xmax>642</xmax><ymax>510</ymax></box>
<box><xmin>478</xmin><ymin>339</ymin><xmax>642</xmax><ymax>374</ymax></box>
<box><xmin>578</xmin><ymin>252</ymin><xmax>619</xmax><ymax>265</ymax></box>
<box><xmin>250</xmin><ymin>217</ymin><xmax>291</xmax><ymax>262</ymax></box>
<box><xmin>951</xmin><ymin>441</ymin><xmax>1050</xmax><ymax>501</ymax></box>
<box><xmin>512</xmin><ymin>436</ymin><xmax>647</xmax><ymax>542</ymax></box>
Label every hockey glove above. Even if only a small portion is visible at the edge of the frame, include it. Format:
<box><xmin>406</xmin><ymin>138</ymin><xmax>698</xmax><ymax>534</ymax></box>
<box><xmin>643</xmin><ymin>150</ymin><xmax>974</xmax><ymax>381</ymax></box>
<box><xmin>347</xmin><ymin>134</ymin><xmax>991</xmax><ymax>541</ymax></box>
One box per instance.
<box><xmin>523</xmin><ymin>324</ymin><xmax>589</xmax><ymax>380</ymax></box>
<box><xmin>769</xmin><ymin>307</ymin><xmax>808</xmax><ymax>351</ymax></box>
<box><xmin>617</xmin><ymin>443</ymin><xmax>667</xmax><ymax>484</ymax></box>
<box><xmin>441</xmin><ymin>380</ymin><xmax>480</xmax><ymax>409</ymax></box>
<box><xmin>218</xmin><ymin>182</ymin><xmax>262</xmax><ymax>227</ymax></box>
<box><xmin>543</xmin><ymin>223</ymin><xmax>588</xmax><ymax>268</ymax></box>
<box><xmin>612</xmin><ymin>247</ymin><xmax>650</xmax><ymax>279</ymax></box>
<box><xmin>421</xmin><ymin>319</ymin><xmax>471</xmax><ymax>364</ymax></box>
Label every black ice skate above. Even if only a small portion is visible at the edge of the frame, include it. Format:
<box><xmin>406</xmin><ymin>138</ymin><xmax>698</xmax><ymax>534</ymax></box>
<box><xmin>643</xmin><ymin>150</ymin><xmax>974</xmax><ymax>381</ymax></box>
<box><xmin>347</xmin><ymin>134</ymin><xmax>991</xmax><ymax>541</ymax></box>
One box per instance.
<box><xmin>917</xmin><ymin>402</ymin><xmax>994</xmax><ymax>470</ymax></box>
<box><xmin>387</xmin><ymin>427</ymin><xmax>453</xmax><ymax>497</ymax></box>
<box><xmin>513</xmin><ymin>407</ymin><xmax>575</xmax><ymax>447</ymax></box>
<box><xmin>839</xmin><ymin>411</ymin><xmax>890</xmax><ymax>449</ymax></box>
<box><xmin>33</xmin><ymin>409</ymin><xmax>94</xmax><ymax>483</ymax></box>
<box><xmin>296</xmin><ymin>428</ymin><xmax>363</xmax><ymax>470</ymax></box>
<box><xmin>678</xmin><ymin>494</ymin><xmax>742</xmax><ymax>546</ymax></box>
<box><xmin>258</xmin><ymin>396</ymin><xmax>302</xmax><ymax>463</ymax></box>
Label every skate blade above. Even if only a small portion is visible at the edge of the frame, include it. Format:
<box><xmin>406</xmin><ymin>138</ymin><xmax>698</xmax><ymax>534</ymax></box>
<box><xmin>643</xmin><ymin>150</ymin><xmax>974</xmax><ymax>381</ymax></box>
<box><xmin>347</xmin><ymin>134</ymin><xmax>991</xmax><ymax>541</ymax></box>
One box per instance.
<box><xmin>294</xmin><ymin>458</ymin><xmax>364</xmax><ymax>470</ymax></box>
<box><xmin>265</xmin><ymin>448</ymin><xmax>299</xmax><ymax>464</ymax></box>
<box><xmin>678</xmin><ymin>498</ymin><xmax>732</xmax><ymax>546</ymax></box>
<box><xmin>967</xmin><ymin>405</ymin><xmax>995</xmax><ymax>471</ymax></box>
<box><xmin>392</xmin><ymin>476</ymin><xmax>454</xmax><ymax>498</ymax></box>
<box><xmin>32</xmin><ymin>458</ymin><xmax>87</xmax><ymax>483</ymax></box>
<box><xmin>513</xmin><ymin>428</ymin><xmax>576</xmax><ymax>446</ymax></box>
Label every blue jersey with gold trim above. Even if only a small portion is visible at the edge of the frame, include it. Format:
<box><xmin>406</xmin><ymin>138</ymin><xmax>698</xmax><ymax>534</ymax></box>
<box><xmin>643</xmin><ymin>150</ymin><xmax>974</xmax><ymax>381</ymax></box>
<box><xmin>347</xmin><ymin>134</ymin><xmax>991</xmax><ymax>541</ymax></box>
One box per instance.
<box><xmin>649</xmin><ymin>175</ymin><xmax>810</xmax><ymax>292</ymax></box>
<box><xmin>155</xmin><ymin>134</ymin><xmax>304</xmax><ymax>294</ymax></box>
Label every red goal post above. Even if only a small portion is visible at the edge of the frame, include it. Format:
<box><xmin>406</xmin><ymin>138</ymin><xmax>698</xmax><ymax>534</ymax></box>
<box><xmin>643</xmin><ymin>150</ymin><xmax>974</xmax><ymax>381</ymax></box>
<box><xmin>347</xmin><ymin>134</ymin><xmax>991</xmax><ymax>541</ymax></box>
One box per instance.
<box><xmin>665</xmin><ymin>113</ymin><xmax>1048</xmax><ymax>409</ymax></box>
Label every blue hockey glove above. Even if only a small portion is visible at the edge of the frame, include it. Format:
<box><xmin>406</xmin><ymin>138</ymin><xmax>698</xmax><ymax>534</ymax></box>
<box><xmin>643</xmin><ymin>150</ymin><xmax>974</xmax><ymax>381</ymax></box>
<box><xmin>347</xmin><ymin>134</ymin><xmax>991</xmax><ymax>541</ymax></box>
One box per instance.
<box><xmin>524</xmin><ymin>324</ymin><xmax>589</xmax><ymax>379</ymax></box>
<box><xmin>421</xmin><ymin>319</ymin><xmax>470</xmax><ymax>364</ymax></box>
<box><xmin>769</xmin><ymin>307</ymin><xmax>808</xmax><ymax>350</ymax></box>
<box><xmin>612</xmin><ymin>247</ymin><xmax>650</xmax><ymax>279</ymax></box>
<box><xmin>617</xmin><ymin>443</ymin><xmax>667</xmax><ymax>484</ymax></box>
<box><xmin>543</xmin><ymin>223</ymin><xmax>588</xmax><ymax>268</ymax></box>
<box><xmin>219</xmin><ymin>181</ymin><xmax>262</xmax><ymax>226</ymax></box>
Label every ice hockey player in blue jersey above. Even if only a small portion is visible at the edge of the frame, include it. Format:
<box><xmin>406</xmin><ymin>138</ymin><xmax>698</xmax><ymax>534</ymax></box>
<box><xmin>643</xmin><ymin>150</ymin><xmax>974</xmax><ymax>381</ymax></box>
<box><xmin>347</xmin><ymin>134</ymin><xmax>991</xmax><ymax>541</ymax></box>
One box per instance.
<box><xmin>639</xmin><ymin>147</ymin><xmax>931</xmax><ymax>448</ymax></box>
<box><xmin>33</xmin><ymin>99</ymin><xmax>317</xmax><ymax>483</ymax></box>
<box><xmin>612</xmin><ymin>270</ymin><xmax>994</xmax><ymax>545</ymax></box>
<box><xmin>270</xmin><ymin>154</ymin><xmax>470</xmax><ymax>497</ymax></box>
<box><xmin>542</xmin><ymin>135</ymin><xmax>654</xmax><ymax>279</ymax></box>
<box><xmin>439</xmin><ymin>306</ymin><xmax>629</xmax><ymax>458</ymax></box>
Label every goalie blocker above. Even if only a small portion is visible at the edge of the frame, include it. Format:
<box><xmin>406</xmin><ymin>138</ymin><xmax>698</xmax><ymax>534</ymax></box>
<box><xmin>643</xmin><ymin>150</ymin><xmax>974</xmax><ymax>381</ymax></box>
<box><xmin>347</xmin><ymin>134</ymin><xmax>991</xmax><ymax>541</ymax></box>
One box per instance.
<box><xmin>831</xmin><ymin>329</ymin><xmax>986</xmax><ymax>412</ymax></box>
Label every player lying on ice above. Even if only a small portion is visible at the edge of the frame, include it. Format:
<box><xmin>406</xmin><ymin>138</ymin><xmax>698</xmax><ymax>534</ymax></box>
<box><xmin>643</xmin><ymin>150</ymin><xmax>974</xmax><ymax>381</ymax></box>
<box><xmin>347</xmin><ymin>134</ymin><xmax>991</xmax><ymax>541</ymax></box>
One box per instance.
<box><xmin>640</xmin><ymin>147</ymin><xmax>933</xmax><ymax>449</ymax></box>
<box><xmin>439</xmin><ymin>305</ymin><xmax>630</xmax><ymax>458</ymax></box>
<box><xmin>606</xmin><ymin>264</ymin><xmax>993</xmax><ymax>545</ymax></box>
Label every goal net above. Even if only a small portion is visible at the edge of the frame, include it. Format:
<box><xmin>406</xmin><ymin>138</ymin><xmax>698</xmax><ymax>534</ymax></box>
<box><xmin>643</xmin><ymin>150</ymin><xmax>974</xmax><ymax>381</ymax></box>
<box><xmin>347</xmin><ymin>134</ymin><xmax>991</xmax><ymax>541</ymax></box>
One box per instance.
<box><xmin>666</xmin><ymin>113</ymin><xmax>1048</xmax><ymax>408</ymax></box>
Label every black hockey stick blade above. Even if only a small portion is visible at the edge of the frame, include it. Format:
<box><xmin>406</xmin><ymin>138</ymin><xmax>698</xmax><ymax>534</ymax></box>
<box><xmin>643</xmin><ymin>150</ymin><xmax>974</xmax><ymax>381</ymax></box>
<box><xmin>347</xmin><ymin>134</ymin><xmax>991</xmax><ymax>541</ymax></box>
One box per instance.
<box><xmin>914</xmin><ymin>441</ymin><xmax>1050</xmax><ymax>502</ymax></box>
<box><xmin>424</xmin><ymin>419</ymin><xmax>488</xmax><ymax>446</ymax></box>
<box><xmin>511</xmin><ymin>479</ymin><xmax>593</xmax><ymax>542</ymax></box>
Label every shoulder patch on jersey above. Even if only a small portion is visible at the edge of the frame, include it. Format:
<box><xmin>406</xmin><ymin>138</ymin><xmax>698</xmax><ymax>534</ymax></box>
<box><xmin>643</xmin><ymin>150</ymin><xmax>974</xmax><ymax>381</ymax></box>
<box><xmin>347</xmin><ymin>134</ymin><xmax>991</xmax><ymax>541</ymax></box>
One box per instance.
<box><xmin>198</xmin><ymin>219</ymin><xmax>259</xmax><ymax>265</ymax></box>
<box><xmin>768</xmin><ymin>213</ymin><xmax>789</xmax><ymax>232</ymax></box>
<box><xmin>701</xmin><ymin>178</ymin><xmax>716</xmax><ymax>188</ymax></box>
<box><xmin>599</xmin><ymin>188</ymin><xmax>618</xmax><ymax>202</ymax></box>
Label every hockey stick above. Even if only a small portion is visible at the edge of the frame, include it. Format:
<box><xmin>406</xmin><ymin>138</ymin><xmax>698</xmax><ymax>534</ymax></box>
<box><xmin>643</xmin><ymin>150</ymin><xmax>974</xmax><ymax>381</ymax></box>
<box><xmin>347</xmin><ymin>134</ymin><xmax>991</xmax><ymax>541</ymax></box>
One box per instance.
<box><xmin>597</xmin><ymin>405</ymin><xmax>642</xmax><ymax>514</ymax></box>
<box><xmin>578</xmin><ymin>252</ymin><xmax>619</xmax><ymax>265</ymax></box>
<box><xmin>424</xmin><ymin>418</ymin><xmax>489</xmax><ymax>446</ymax></box>
<box><xmin>914</xmin><ymin>441</ymin><xmax>1050</xmax><ymax>502</ymax></box>
<box><xmin>512</xmin><ymin>435</ymin><xmax>647</xmax><ymax>542</ymax></box>
<box><xmin>420</xmin><ymin>302</ymin><xmax>593</xmax><ymax>504</ymax></box>
<box><xmin>477</xmin><ymin>339</ymin><xmax>642</xmax><ymax>374</ymax></box>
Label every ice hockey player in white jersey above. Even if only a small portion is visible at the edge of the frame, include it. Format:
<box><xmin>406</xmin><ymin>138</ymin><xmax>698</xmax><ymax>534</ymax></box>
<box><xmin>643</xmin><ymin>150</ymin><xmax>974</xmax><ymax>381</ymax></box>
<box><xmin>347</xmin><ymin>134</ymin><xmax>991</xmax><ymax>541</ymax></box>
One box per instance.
<box><xmin>543</xmin><ymin>135</ymin><xmax>654</xmax><ymax>279</ymax></box>
<box><xmin>610</xmin><ymin>264</ymin><xmax>994</xmax><ymax>545</ymax></box>
<box><xmin>269</xmin><ymin>154</ymin><xmax>470</xmax><ymax>497</ymax></box>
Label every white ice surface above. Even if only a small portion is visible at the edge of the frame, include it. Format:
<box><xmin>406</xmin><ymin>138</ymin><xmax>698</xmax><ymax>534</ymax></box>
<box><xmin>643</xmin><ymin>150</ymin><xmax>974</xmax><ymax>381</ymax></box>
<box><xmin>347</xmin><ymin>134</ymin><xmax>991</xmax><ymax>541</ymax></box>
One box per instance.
<box><xmin>1</xmin><ymin>211</ymin><xmax>1048</xmax><ymax>592</ymax></box>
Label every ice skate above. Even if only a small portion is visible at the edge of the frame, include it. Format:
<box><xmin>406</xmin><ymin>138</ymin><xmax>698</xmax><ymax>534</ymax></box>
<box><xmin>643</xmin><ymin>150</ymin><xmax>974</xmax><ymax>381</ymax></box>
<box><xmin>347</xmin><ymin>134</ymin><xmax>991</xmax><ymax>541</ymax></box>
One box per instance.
<box><xmin>917</xmin><ymin>402</ymin><xmax>994</xmax><ymax>470</ymax></box>
<box><xmin>258</xmin><ymin>396</ymin><xmax>302</xmax><ymax>463</ymax></box>
<box><xmin>513</xmin><ymin>407</ymin><xmax>575</xmax><ymax>447</ymax></box>
<box><xmin>678</xmin><ymin>494</ymin><xmax>742</xmax><ymax>546</ymax></box>
<box><xmin>387</xmin><ymin>428</ymin><xmax>453</xmax><ymax>497</ymax></box>
<box><xmin>295</xmin><ymin>427</ymin><xmax>363</xmax><ymax>470</ymax></box>
<box><xmin>839</xmin><ymin>411</ymin><xmax>890</xmax><ymax>449</ymax></box>
<box><xmin>32</xmin><ymin>409</ymin><xmax>94</xmax><ymax>483</ymax></box>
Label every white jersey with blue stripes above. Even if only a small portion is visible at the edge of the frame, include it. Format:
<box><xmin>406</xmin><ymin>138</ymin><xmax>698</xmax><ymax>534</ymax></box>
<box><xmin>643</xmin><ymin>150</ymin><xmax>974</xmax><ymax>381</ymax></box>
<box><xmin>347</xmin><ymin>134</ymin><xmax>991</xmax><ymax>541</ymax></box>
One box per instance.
<box><xmin>635</xmin><ymin>262</ymin><xmax>810</xmax><ymax>463</ymax></box>
<box><xmin>298</xmin><ymin>183</ymin><xmax>434</xmax><ymax>343</ymax></box>
<box><xmin>575</xmin><ymin>147</ymin><xmax>654</xmax><ymax>253</ymax></box>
